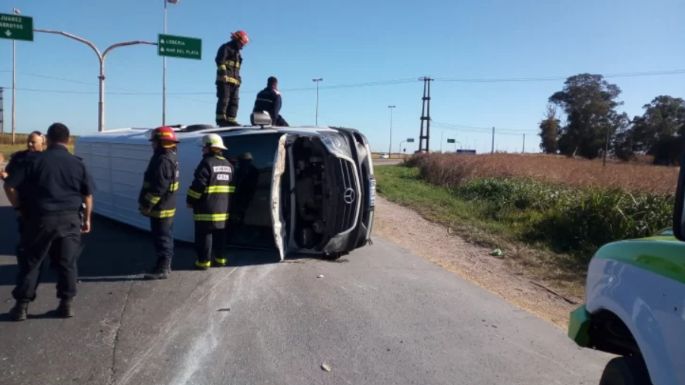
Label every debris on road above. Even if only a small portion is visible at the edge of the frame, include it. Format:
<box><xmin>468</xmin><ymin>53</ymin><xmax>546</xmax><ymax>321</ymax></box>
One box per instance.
<box><xmin>317</xmin><ymin>274</ymin><xmax>325</xmax><ymax>278</ymax></box>
<box><xmin>321</xmin><ymin>363</ymin><xmax>332</xmax><ymax>372</ymax></box>
<box><xmin>490</xmin><ymin>248</ymin><xmax>503</xmax><ymax>257</ymax></box>
<box><xmin>217</xmin><ymin>307</ymin><xmax>231</xmax><ymax>312</ymax></box>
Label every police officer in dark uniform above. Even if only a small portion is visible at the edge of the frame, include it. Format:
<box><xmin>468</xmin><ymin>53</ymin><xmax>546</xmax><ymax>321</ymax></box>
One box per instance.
<box><xmin>4</xmin><ymin>123</ymin><xmax>94</xmax><ymax>321</ymax></box>
<box><xmin>1</xmin><ymin>131</ymin><xmax>45</xmax><ymax>255</ymax></box>
<box><xmin>252</xmin><ymin>76</ymin><xmax>289</xmax><ymax>127</ymax></box>
<box><xmin>215</xmin><ymin>30</ymin><xmax>249</xmax><ymax>127</ymax></box>
<box><xmin>139</xmin><ymin>126</ymin><xmax>180</xmax><ymax>280</ymax></box>
<box><xmin>1</xmin><ymin>131</ymin><xmax>45</xmax><ymax>180</ymax></box>
<box><xmin>186</xmin><ymin>134</ymin><xmax>233</xmax><ymax>269</ymax></box>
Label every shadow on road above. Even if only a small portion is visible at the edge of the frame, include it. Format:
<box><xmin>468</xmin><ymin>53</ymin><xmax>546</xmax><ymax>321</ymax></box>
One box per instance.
<box><xmin>0</xmin><ymin>210</ymin><xmax>280</xmax><ymax>288</ymax></box>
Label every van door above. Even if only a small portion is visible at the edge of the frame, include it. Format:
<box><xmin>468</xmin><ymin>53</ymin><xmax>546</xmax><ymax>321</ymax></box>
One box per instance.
<box><xmin>270</xmin><ymin>134</ymin><xmax>288</xmax><ymax>260</ymax></box>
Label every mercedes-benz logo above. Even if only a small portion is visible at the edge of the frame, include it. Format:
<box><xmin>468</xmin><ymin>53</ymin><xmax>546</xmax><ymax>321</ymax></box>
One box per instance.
<box><xmin>343</xmin><ymin>188</ymin><xmax>356</xmax><ymax>205</ymax></box>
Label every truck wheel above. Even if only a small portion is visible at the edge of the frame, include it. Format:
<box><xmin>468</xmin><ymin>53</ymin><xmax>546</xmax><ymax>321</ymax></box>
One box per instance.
<box><xmin>599</xmin><ymin>356</ymin><xmax>652</xmax><ymax>385</ymax></box>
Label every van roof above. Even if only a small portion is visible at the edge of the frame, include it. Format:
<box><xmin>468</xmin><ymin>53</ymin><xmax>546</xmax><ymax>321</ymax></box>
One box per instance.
<box><xmin>77</xmin><ymin>124</ymin><xmax>342</xmax><ymax>143</ymax></box>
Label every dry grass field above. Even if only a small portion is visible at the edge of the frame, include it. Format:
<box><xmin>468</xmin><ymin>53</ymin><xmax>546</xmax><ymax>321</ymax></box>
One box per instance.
<box><xmin>412</xmin><ymin>153</ymin><xmax>679</xmax><ymax>195</ymax></box>
<box><xmin>0</xmin><ymin>133</ymin><xmax>75</xmax><ymax>161</ymax></box>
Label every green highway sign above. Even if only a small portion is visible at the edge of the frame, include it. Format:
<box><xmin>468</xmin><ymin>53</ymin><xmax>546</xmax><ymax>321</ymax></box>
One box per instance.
<box><xmin>0</xmin><ymin>13</ymin><xmax>33</xmax><ymax>41</ymax></box>
<box><xmin>158</xmin><ymin>34</ymin><xmax>201</xmax><ymax>60</ymax></box>
<box><xmin>447</xmin><ymin>138</ymin><xmax>456</xmax><ymax>143</ymax></box>
<box><xmin>407</xmin><ymin>138</ymin><xmax>415</xmax><ymax>142</ymax></box>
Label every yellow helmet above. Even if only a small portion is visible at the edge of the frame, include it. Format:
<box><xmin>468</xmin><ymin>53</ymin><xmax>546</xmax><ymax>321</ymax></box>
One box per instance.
<box><xmin>202</xmin><ymin>133</ymin><xmax>227</xmax><ymax>150</ymax></box>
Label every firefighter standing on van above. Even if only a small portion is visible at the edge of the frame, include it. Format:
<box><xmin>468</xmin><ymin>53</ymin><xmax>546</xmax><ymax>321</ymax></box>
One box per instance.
<box><xmin>139</xmin><ymin>126</ymin><xmax>180</xmax><ymax>280</ymax></box>
<box><xmin>186</xmin><ymin>134</ymin><xmax>233</xmax><ymax>269</ymax></box>
<box><xmin>215</xmin><ymin>30</ymin><xmax>249</xmax><ymax>127</ymax></box>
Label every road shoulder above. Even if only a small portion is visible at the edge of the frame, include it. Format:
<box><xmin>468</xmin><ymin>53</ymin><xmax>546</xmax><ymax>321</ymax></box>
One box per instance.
<box><xmin>373</xmin><ymin>195</ymin><xmax>578</xmax><ymax>328</ymax></box>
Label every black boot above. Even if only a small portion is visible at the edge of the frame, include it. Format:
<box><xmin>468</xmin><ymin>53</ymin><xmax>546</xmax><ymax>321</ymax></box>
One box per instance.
<box><xmin>9</xmin><ymin>300</ymin><xmax>29</xmax><ymax>321</ymax></box>
<box><xmin>144</xmin><ymin>261</ymin><xmax>171</xmax><ymax>280</ymax></box>
<box><xmin>56</xmin><ymin>298</ymin><xmax>74</xmax><ymax>318</ymax></box>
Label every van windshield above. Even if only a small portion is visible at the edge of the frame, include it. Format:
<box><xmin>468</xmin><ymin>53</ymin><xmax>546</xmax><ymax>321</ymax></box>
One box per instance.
<box><xmin>222</xmin><ymin>133</ymin><xmax>281</xmax><ymax>249</ymax></box>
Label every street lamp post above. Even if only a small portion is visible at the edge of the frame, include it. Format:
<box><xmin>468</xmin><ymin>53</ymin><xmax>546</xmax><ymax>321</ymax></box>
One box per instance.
<box><xmin>11</xmin><ymin>8</ymin><xmax>20</xmax><ymax>144</ymax></box>
<box><xmin>312</xmin><ymin>78</ymin><xmax>323</xmax><ymax>125</ymax></box>
<box><xmin>34</xmin><ymin>29</ymin><xmax>156</xmax><ymax>132</ymax></box>
<box><xmin>388</xmin><ymin>105</ymin><xmax>396</xmax><ymax>158</ymax></box>
<box><xmin>440</xmin><ymin>130</ymin><xmax>444</xmax><ymax>152</ymax></box>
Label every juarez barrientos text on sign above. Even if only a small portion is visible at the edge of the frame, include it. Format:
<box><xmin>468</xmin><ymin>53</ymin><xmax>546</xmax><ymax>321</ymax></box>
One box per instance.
<box><xmin>158</xmin><ymin>34</ymin><xmax>201</xmax><ymax>60</ymax></box>
<box><xmin>0</xmin><ymin>13</ymin><xmax>33</xmax><ymax>41</ymax></box>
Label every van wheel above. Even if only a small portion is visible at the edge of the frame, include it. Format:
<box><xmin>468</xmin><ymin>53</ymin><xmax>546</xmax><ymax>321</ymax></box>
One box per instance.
<box><xmin>599</xmin><ymin>356</ymin><xmax>652</xmax><ymax>385</ymax></box>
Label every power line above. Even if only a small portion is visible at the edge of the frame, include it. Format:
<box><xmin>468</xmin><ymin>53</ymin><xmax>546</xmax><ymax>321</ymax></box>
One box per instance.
<box><xmin>435</xmin><ymin>69</ymin><xmax>685</xmax><ymax>83</ymax></box>
<box><xmin>2</xmin><ymin>68</ymin><xmax>685</xmax><ymax>97</ymax></box>
<box><xmin>432</xmin><ymin>120</ymin><xmax>536</xmax><ymax>134</ymax></box>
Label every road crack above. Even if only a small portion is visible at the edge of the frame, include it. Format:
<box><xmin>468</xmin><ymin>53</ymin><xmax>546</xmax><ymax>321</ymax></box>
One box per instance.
<box><xmin>108</xmin><ymin>280</ymin><xmax>134</xmax><ymax>385</ymax></box>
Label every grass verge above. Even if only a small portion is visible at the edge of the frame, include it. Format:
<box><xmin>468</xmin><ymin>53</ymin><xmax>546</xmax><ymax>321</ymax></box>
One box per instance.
<box><xmin>375</xmin><ymin>164</ymin><xmax>616</xmax><ymax>298</ymax></box>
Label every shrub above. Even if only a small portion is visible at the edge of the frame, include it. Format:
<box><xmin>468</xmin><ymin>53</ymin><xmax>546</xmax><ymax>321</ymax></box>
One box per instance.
<box><xmin>449</xmin><ymin>176</ymin><xmax>673</xmax><ymax>260</ymax></box>
<box><xmin>530</xmin><ymin>190</ymin><xmax>673</xmax><ymax>260</ymax></box>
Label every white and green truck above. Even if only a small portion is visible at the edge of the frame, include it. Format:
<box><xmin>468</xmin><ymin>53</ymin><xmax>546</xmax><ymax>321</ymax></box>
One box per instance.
<box><xmin>568</xmin><ymin>169</ymin><xmax>685</xmax><ymax>384</ymax></box>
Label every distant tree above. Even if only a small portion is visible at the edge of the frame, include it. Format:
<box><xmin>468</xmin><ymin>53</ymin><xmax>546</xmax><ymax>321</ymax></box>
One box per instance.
<box><xmin>632</xmin><ymin>95</ymin><xmax>685</xmax><ymax>152</ymax></box>
<box><xmin>539</xmin><ymin>105</ymin><xmax>560</xmax><ymax>154</ymax></box>
<box><xmin>611</xmin><ymin>95</ymin><xmax>685</xmax><ymax>163</ymax></box>
<box><xmin>608</xmin><ymin>113</ymin><xmax>632</xmax><ymax>160</ymax></box>
<box><xmin>549</xmin><ymin>74</ymin><xmax>622</xmax><ymax>159</ymax></box>
<box><xmin>651</xmin><ymin>136</ymin><xmax>685</xmax><ymax>165</ymax></box>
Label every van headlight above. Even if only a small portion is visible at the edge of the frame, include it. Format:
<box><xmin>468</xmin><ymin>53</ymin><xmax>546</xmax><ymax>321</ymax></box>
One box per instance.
<box><xmin>321</xmin><ymin>133</ymin><xmax>352</xmax><ymax>157</ymax></box>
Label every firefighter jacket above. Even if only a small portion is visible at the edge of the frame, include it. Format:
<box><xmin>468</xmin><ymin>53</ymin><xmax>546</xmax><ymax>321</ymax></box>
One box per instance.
<box><xmin>215</xmin><ymin>40</ymin><xmax>242</xmax><ymax>86</ymax></box>
<box><xmin>186</xmin><ymin>153</ymin><xmax>234</xmax><ymax>230</ymax></box>
<box><xmin>138</xmin><ymin>148</ymin><xmax>180</xmax><ymax>218</ymax></box>
<box><xmin>253</xmin><ymin>87</ymin><xmax>282</xmax><ymax>124</ymax></box>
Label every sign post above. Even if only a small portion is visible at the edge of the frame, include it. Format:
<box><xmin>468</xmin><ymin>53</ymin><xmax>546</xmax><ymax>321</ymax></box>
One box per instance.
<box><xmin>158</xmin><ymin>34</ymin><xmax>201</xmax><ymax>60</ymax></box>
<box><xmin>1</xmin><ymin>12</ymin><xmax>33</xmax><ymax>144</ymax></box>
<box><xmin>0</xmin><ymin>13</ymin><xmax>33</xmax><ymax>41</ymax></box>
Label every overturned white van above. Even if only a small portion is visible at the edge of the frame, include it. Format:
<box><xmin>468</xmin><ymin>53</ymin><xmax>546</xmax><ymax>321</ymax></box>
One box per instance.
<box><xmin>76</xmin><ymin>124</ymin><xmax>376</xmax><ymax>260</ymax></box>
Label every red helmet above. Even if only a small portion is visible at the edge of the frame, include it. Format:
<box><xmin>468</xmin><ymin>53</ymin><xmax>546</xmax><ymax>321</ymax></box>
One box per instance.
<box><xmin>149</xmin><ymin>126</ymin><xmax>179</xmax><ymax>144</ymax></box>
<box><xmin>231</xmin><ymin>30</ymin><xmax>249</xmax><ymax>46</ymax></box>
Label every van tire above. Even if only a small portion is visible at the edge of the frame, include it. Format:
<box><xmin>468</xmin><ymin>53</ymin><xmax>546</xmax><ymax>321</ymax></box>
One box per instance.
<box><xmin>599</xmin><ymin>356</ymin><xmax>652</xmax><ymax>385</ymax></box>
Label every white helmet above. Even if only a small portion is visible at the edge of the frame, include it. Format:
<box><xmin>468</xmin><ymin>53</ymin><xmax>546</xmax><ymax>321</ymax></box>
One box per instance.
<box><xmin>202</xmin><ymin>133</ymin><xmax>227</xmax><ymax>150</ymax></box>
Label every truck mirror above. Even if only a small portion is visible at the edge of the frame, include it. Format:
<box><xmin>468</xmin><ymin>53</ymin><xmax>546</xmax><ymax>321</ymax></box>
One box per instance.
<box><xmin>673</xmin><ymin>152</ymin><xmax>685</xmax><ymax>241</ymax></box>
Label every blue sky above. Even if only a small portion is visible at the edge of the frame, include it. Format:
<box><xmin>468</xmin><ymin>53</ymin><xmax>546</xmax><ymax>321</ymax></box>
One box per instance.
<box><xmin>1</xmin><ymin>0</ymin><xmax>684</xmax><ymax>154</ymax></box>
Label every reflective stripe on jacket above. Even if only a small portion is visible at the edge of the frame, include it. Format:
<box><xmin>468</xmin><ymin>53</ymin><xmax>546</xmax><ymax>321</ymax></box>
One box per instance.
<box><xmin>186</xmin><ymin>153</ymin><xmax>234</xmax><ymax>230</ymax></box>
<box><xmin>138</xmin><ymin>148</ymin><xmax>180</xmax><ymax>218</ymax></box>
<box><xmin>215</xmin><ymin>41</ymin><xmax>242</xmax><ymax>85</ymax></box>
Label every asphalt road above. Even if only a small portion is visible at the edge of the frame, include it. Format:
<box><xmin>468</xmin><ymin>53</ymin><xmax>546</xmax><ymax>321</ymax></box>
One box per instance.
<box><xmin>0</xmin><ymin>184</ymin><xmax>609</xmax><ymax>385</ymax></box>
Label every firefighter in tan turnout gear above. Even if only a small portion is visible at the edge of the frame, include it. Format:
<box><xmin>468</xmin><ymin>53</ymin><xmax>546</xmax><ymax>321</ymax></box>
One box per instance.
<box><xmin>186</xmin><ymin>134</ymin><xmax>234</xmax><ymax>269</ymax></box>
<box><xmin>138</xmin><ymin>126</ymin><xmax>180</xmax><ymax>280</ymax></box>
<box><xmin>215</xmin><ymin>30</ymin><xmax>249</xmax><ymax>127</ymax></box>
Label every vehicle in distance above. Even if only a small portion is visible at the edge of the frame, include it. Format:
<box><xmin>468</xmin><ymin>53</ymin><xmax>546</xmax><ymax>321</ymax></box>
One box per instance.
<box><xmin>76</xmin><ymin>122</ymin><xmax>376</xmax><ymax>260</ymax></box>
<box><xmin>568</xmin><ymin>165</ymin><xmax>685</xmax><ymax>385</ymax></box>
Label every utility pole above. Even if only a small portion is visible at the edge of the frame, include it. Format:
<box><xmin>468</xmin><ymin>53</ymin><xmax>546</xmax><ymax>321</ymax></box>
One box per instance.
<box><xmin>522</xmin><ymin>133</ymin><xmax>526</xmax><ymax>153</ymax></box>
<box><xmin>418</xmin><ymin>76</ymin><xmax>433</xmax><ymax>152</ymax></box>
<box><xmin>34</xmin><ymin>29</ymin><xmax>156</xmax><ymax>132</ymax></box>
<box><xmin>162</xmin><ymin>0</ymin><xmax>168</xmax><ymax>125</ymax></box>
<box><xmin>603</xmin><ymin>126</ymin><xmax>609</xmax><ymax>166</ymax></box>
<box><xmin>312</xmin><ymin>78</ymin><xmax>323</xmax><ymax>125</ymax></box>
<box><xmin>388</xmin><ymin>105</ymin><xmax>395</xmax><ymax>158</ymax></box>
<box><xmin>491</xmin><ymin>126</ymin><xmax>495</xmax><ymax>154</ymax></box>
